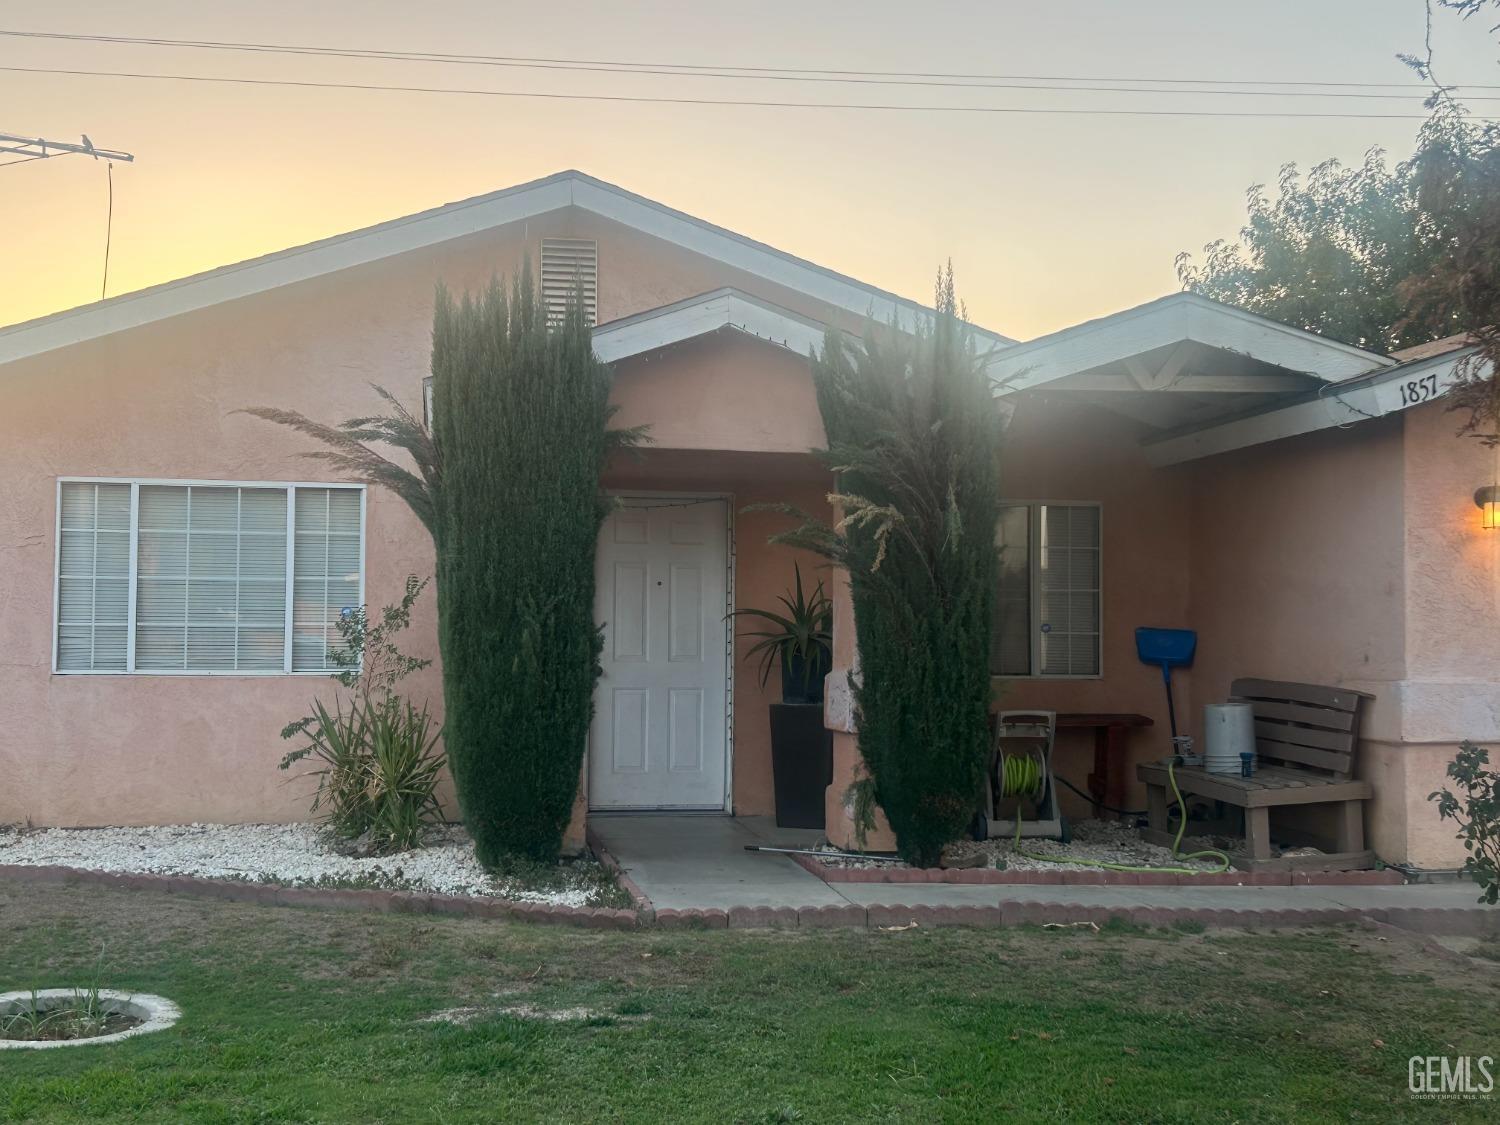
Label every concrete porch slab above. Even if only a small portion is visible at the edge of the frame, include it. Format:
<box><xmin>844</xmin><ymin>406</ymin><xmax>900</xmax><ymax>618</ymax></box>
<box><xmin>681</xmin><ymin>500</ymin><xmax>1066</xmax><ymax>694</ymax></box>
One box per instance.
<box><xmin>588</xmin><ymin>814</ymin><xmax>847</xmax><ymax>911</ymax></box>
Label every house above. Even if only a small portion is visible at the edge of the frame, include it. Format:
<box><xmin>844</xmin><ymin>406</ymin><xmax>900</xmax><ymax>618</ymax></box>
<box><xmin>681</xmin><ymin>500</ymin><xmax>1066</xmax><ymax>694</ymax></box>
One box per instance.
<box><xmin>1</xmin><ymin>170</ymin><xmax>1491</xmax><ymax>873</ymax></box>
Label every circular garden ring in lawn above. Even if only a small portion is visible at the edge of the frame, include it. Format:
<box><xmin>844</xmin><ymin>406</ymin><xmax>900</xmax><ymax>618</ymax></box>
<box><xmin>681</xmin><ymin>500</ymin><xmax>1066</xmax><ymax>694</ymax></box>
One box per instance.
<box><xmin>0</xmin><ymin>989</ymin><xmax>181</xmax><ymax>1049</ymax></box>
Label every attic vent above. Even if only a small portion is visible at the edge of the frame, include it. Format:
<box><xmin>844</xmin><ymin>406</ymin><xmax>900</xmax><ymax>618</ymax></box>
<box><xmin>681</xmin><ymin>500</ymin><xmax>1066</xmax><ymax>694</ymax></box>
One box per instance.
<box><xmin>541</xmin><ymin>238</ymin><xmax>598</xmax><ymax>326</ymax></box>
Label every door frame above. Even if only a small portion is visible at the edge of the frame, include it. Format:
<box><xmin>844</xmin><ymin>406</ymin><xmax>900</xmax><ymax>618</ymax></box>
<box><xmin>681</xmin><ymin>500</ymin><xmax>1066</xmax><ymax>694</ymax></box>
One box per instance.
<box><xmin>591</xmin><ymin>490</ymin><xmax>736</xmax><ymax>813</ymax></box>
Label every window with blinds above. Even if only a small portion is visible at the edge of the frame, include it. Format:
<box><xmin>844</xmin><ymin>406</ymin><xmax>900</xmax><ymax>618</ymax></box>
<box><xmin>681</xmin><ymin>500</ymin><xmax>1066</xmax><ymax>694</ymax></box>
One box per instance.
<box><xmin>540</xmin><ymin>238</ymin><xmax>598</xmax><ymax>326</ymax></box>
<box><xmin>989</xmin><ymin>502</ymin><xmax>1101</xmax><ymax>678</ymax></box>
<box><xmin>56</xmin><ymin>481</ymin><xmax>131</xmax><ymax>671</ymax></box>
<box><xmin>292</xmin><ymin>487</ymin><xmax>363</xmax><ymax>672</ymax></box>
<box><xmin>54</xmin><ymin>479</ymin><xmax>364</xmax><ymax>675</ymax></box>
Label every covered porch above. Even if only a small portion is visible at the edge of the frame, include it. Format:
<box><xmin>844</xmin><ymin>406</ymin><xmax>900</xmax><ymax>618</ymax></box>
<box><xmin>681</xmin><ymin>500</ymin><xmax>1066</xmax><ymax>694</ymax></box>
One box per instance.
<box><xmin>577</xmin><ymin>288</ymin><xmax>1464</xmax><ymax>874</ymax></box>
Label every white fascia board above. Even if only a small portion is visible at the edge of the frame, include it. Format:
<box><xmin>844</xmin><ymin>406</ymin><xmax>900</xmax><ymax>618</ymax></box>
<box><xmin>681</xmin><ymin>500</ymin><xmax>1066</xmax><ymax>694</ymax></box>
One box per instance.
<box><xmin>568</xmin><ymin>179</ymin><xmax>1015</xmax><ymax>353</ymax></box>
<box><xmin>988</xmin><ymin>293</ymin><xmax>1391</xmax><ymax>394</ymax></box>
<box><xmin>0</xmin><ymin>177</ymin><xmax>576</xmax><ymax>366</ymax></box>
<box><xmin>592</xmin><ymin>289</ymin><xmax>827</xmax><ymax>363</ymax></box>
<box><xmin>1142</xmin><ymin>347</ymin><xmax>1482</xmax><ymax>466</ymax></box>
<box><xmin>0</xmin><ymin>170</ymin><xmax>1013</xmax><ymax>368</ymax></box>
<box><xmin>1056</xmin><ymin>372</ymin><xmax>1315</xmax><ymax>394</ymax></box>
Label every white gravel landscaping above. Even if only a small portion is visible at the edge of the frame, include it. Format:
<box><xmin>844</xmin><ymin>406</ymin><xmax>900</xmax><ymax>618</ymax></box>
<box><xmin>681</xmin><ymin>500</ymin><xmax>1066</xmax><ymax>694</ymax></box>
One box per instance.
<box><xmin>818</xmin><ymin>818</ymin><xmax>1238</xmax><ymax>873</ymax></box>
<box><xmin>0</xmin><ymin>823</ymin><xmax>615</xmax><ymax>908</ymax></box>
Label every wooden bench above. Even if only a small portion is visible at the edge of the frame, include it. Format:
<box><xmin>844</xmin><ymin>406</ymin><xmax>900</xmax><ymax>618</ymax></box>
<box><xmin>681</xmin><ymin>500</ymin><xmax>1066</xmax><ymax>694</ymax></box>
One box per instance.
<box><xmin>1136</xmin><ymin>679</ymin><xmax>1375</xmax><ymax>871</ymax></box>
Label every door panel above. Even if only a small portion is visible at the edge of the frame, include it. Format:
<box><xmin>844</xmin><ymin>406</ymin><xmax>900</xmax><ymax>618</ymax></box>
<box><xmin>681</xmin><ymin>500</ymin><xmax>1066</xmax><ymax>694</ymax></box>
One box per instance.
<box><xmin>590</xmin><ymin>498</ymin><xmax>728</xmax><ymax>809</ymax></box>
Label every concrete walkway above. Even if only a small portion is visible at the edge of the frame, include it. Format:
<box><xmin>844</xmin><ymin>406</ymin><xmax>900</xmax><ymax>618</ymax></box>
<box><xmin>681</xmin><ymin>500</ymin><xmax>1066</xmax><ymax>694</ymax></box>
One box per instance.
<box><xmin>589</xmin><ymin>814</ymin><xmax>1495</xmax><ymax>931</ymax></box>
<box><xmin>589</xmin><ymin>814</ymin><xmax>842</xmax><ymax>910</ymax></box>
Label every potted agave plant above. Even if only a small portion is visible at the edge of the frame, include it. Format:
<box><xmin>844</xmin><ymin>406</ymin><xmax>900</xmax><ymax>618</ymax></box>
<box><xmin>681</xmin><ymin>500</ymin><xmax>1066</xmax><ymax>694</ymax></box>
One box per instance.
<box><xmin>733</xmin><ymin>562</ymin><xmax>833</xmax><ymax>705</ymax></box>
<box><xmin>732</xmin><ymin>563</ymin><xmax>834</xmax><ymax>828</ymax></box>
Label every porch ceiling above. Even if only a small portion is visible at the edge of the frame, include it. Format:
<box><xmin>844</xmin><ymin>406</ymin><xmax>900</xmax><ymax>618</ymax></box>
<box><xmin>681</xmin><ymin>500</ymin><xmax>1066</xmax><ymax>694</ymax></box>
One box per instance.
<box><xmin>986</xmin><ymin>292</ymin><xmax>1393</xmax><ymax>438</ymax></box>
<box><xmin>1036</xmin><ymin>339</ymin><xmax>1328</xmax><ymax>433</ymax></box>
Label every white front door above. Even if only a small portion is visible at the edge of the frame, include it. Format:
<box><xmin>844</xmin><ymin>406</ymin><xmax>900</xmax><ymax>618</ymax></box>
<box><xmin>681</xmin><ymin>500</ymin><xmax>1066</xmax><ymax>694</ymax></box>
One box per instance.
<box><xmin>589</xmin><ymin>497</ymin><xmax>729</xmax><ymax>810</ymax></box>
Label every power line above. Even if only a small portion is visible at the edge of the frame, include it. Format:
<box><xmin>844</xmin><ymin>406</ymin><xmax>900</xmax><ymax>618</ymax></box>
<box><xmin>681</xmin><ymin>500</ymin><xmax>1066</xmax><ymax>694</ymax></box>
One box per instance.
<box><xmin>0</xmin><ymin>64</ymin><xmax>1470</xmax><ymax>121</ymax></box>
<box><xmin>2</xmin><ymin>27</ymin><xmax>1488</xmax><ymax>92</ymax></box>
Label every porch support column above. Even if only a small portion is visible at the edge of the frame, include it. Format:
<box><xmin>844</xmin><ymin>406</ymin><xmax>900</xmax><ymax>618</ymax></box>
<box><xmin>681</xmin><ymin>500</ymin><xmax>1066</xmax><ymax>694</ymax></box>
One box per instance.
<box><xmin>823</xmin><ymin>558</ymin><xmax>898</xmax><ymax>851</ymax></box>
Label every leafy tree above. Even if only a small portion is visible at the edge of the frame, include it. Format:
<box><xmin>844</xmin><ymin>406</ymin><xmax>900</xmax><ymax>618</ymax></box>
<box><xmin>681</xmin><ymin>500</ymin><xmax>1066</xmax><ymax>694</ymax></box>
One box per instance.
<box><xmin>1179</xmin><ymin>2</ymin><xmax>1500</xmax><ymax>359</ymax></box>
<box><xmin>1176</xmin><ymin>137</ymin><xmax>1448</xmax><ymax>352</ymax></box>
<box><xmin>773</xmin><ymin>270</ymin><xmax>1002</xmax><ymax>867</ymax></box>
<box><xmin>247</xmin><ymin>268</ymin><xmax>643</xmax><ymax>864</ymax></box>
<box><xmin>1397</xmin><ymin>1</ymin><xmax>1500</xmax><ymax>444</ymax></box>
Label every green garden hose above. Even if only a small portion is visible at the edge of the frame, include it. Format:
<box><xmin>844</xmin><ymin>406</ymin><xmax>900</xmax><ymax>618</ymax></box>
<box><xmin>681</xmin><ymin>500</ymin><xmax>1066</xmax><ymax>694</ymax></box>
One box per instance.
<box><xmin>995</xmin><ymin>753</ymin><xmax>1230</xmax><ymax>875</ymax></box>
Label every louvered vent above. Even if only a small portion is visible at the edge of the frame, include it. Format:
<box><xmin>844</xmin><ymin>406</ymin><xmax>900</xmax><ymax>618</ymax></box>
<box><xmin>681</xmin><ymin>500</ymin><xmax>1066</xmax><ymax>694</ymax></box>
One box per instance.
<box><xmin>541</xmin><ymin>238</ymin><xmax>598</xmax><ymax>326</ymax></box>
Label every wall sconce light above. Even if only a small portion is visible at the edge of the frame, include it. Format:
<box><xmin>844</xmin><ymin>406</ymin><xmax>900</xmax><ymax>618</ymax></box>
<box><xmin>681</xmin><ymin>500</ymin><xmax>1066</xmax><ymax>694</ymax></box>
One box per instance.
<box><xmin>1476</xmin><ymin>485</ymin><xmax>1500</xmax><ymax>529</ymax></box>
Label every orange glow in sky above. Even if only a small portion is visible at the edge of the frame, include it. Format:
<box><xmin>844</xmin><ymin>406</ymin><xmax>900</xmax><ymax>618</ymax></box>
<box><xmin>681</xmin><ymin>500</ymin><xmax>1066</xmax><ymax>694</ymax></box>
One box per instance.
<box><xmin>2</xmin><ymin>0</ymin><xmax>1496</xmax><ymax>341</ymax></box>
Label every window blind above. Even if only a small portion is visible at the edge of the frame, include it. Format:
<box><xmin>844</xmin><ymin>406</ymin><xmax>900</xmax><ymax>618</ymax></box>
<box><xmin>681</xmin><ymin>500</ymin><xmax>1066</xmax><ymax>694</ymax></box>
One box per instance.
<box><xmin>54</xmin><ymin>479</ymin><xmax>363</xmax><ymax>675</ymax></box>
<box><xmin>1037</xmin><ymin>504</ymin><xmax>1101</xmax><ymax>677</ymax></box>
<box><xmin>135</xmin><ymin>485</ymin><xmax>288</xmax><ymax>672</ymax></box>
<box><xmin>988</xmin><ymin>502</ymin><xmax>1102</xmax><ymax>678</ymax></box>
<box><xmin>292</xmin><ymin>487</ymin><xmax>363</xmax><ymax>672</ymax></box>
<box><xmin>56</xmin><ymin>482</ymin><xmax>131</xmax><ymax>671</ymax></box>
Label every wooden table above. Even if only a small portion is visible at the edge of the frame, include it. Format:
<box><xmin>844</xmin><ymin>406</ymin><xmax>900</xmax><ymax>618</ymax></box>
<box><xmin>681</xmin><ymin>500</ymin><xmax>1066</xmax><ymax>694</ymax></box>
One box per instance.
<box><xmin>1058</xmin><ymin>713</ymin><xmax>1154</xmax><ymax>818</ymax></box>
<box><xmin>991</xmin><ymin>710</ymin><xmax>1155</xmax><ymax>818</ymax></box>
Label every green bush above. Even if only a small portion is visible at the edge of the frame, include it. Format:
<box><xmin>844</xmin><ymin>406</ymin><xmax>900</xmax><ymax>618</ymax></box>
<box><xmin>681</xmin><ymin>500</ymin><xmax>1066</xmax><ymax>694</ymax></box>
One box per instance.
<box><xmin>430</xmin><ymin>273</ymin><xmax>642</xmax><ymax>865</ymax></box>
<box><xmin>773</xmin><ymin>270</ymin><xmax>1002</xmax><ymax>866</ymax></box>
<box><xmin>1431</xmin><ymin>740</ymin><xmax>1500</xmax><ymax>904</ymax></box>
<box><xmin>280</xmin><ymin>577</ymin><xmax>445</xmax><ymax>854</ymax></box>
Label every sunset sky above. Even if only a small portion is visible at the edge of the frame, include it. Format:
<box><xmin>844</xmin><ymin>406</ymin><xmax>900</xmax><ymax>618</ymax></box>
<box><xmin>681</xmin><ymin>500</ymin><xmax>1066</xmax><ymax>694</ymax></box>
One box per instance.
<box><xmin>3</xmin><ymin>0</ymin><xmax>1498</xmax><ymax>341</ymax></box>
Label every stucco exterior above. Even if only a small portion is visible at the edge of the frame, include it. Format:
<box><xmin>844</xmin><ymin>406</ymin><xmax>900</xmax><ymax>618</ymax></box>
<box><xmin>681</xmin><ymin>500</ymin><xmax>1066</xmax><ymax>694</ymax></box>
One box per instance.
<box><xmin>0</xmin><ymin>204</ymin><xmax>841</xmax><ymax>837</ymax></box>
<box><xmin>1187</xmin><ymin>402</ymin><xmax>1498</xmax><ymax>870</ymax></box>
<box><xmin>0</xmin><ymin>174</ymin><xmax>1485</xmax><ymax>874</ymax></box>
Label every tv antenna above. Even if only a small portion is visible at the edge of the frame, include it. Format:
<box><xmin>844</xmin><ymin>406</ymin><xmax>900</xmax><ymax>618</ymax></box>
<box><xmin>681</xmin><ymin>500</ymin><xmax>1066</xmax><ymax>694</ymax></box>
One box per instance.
<box><xmin>0</xmin><ymin>131</ymin><xmax>135</xmax><ymax>166</ymax></box>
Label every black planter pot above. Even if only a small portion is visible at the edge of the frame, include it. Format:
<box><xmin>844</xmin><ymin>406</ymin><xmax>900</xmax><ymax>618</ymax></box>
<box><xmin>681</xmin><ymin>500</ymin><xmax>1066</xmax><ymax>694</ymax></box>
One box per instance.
<box><xmin>769</xmin><ymin>702</ymin><xmax>833</xmax><ymax>830</ymax></box>
<box><xmin>780</xmin><ymin>645</ymin><xmax>831</xmax><ymax>705</ymax></box>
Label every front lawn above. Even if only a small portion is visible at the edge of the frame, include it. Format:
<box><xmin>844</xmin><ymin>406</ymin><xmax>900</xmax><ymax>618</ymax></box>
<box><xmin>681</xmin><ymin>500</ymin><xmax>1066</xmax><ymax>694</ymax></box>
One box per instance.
<box><xmin>1</xmin><ymin>883</ymin><xmax>1495</xmax><ymax>1122</ymax></box>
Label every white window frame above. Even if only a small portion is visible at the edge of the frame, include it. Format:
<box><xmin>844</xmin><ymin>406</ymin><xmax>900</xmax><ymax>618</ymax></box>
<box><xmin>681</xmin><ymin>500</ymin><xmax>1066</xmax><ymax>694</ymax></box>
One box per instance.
<box><xmin>52</xmin><ymin>477</ymin><xmax>366</xmax><ymax>676</ymax></box>
<box><xmin>992</xmin><ymin>500</ymin><xmax>1103</xmax><ymax>681</ymax></box>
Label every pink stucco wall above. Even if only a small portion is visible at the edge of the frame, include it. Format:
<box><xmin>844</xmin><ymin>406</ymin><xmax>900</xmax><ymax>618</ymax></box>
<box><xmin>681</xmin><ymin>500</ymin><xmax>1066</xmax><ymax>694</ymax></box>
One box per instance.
<box><xmin>1188</xmin><ymin>403</ymin><xmax>1495</xmax><ymax>870</ymax></box>
<box><xmin>996</xmin><ymin>396</ymin><xmax>1194</xmax><ymax>817</ymax></box>
<box><xmin>1396</xmin><ymin>401</ymin><xmax>1500</xmax><ymax>868</ymax></box>
<box><xmin>0</xmin><ymin>208</ymin><xmax>841</xmax><ymax>831</ymax></box>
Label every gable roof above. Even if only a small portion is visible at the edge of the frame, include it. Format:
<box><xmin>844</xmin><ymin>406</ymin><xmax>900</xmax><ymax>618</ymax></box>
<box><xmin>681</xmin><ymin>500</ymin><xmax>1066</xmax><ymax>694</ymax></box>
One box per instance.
<box><xmin>0</xmin><ymin>170</ymin><xmax>1014</xmax><ymax>367</ymax></box>
<box><xmin>989</xmin><ymin>291</ymin><xmax>1392</xmax><ymax>392</ymax></box>
<box><xmin>1142</xmin><ymin>342</ymin><xmax>1485</xmax><ymax>466</ymax></box>
<box><xmin>592</xmin><ymin>288</ymin><xmax>828</xmax><ymax>364</ymax></box>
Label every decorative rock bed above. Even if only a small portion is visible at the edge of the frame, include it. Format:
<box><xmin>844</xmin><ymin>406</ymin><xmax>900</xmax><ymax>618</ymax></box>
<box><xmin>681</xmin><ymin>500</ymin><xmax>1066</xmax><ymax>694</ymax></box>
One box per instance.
<box><xmin>0</xmin><ymin>989</ymin><xmax>180</xmax><ymax>1049</ymax></box>
<box><xmin>0</xmin><ymin>823</ymin><xmax>618</xmax><ymax>908</ymax></box>
<box><xmin>792</xmin><ymin>819</ymin><xmax>1407</xmax><ymax>887</ymax></box>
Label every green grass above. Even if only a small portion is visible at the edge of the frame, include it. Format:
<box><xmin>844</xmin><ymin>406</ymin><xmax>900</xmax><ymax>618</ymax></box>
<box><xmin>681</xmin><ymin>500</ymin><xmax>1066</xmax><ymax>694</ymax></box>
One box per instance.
<box><xmin>1</xmin><ymin>884</ymin><xmax>1496</xmax><ymax>1123</ymax></box>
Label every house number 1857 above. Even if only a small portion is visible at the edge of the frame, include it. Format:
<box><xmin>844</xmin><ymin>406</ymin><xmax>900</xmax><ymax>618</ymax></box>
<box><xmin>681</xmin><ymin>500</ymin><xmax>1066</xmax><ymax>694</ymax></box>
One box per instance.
<box><xmin>1399</xmin><ymin>373</ymin><xmax>1440</xmax><ymax>407</ymax></box>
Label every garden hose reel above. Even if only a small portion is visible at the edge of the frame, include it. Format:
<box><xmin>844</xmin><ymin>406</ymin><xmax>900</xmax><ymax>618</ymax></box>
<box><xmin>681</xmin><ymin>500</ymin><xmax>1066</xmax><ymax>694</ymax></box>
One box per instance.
<box><xmin>974</xmin><ymin>711</ymin><xmax>1068</xmax><ymax>843</ymax></box>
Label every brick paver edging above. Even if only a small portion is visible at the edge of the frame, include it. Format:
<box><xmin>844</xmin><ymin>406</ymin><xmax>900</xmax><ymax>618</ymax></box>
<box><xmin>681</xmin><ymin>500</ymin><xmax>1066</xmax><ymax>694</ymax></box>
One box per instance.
<box><xmin>585</xmin><ymin>827</ymin><xmax>655</xmax><ymax>917</ymax></box>
<box><xmin>3</xmin><ymin>863</ymin><xmax>1493</xmax><ymax>936</ymax></box>
<box><xmin>787</xmin><ymin>852</ymin><xmax>1406</xmax><ymax>888</ymax></box>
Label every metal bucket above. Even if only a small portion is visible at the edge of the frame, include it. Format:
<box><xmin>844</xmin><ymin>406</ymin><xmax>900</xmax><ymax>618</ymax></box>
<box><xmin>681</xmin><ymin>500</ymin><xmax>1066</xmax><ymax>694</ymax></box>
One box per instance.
<box><xmin>1204</xmin><ymin>702</ymin><xmax>1254</xmax><ymax>775</ymax></box>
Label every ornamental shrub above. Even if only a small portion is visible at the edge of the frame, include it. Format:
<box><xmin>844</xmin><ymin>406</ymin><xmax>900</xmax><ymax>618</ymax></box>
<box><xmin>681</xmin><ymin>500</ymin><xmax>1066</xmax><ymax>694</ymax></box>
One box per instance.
<box><xmin>430</xmin><ymin>272</ymin><xmax>640</xmax><ymax>864</ymax></box>
<box><xmin>773</xmin><ymin>269</ymin><xmax>1002</xmax><ymax>867</ymax></box>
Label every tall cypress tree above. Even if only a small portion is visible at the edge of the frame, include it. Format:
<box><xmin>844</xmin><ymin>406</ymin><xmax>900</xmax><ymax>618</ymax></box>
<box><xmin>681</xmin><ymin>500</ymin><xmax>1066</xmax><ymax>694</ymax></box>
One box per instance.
<box><xmin>247</xmin><ymin>267</ymin><xmax>641</xmax><ymax>865</ymax></box>
<box><xmin>776</xmin><ymin>271</ymin><xmax>1001</xmax><ymax>867</ymax></box>
<box><xmin>430</xmin><ymin>270</ymin><xmax>635</xmax><ymax>864</ymax></box>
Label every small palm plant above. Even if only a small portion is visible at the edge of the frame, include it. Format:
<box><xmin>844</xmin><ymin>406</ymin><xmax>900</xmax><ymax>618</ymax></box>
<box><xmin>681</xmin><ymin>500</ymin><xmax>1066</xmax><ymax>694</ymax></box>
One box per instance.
<box><xmin>732</xmin><ymin>563</ymin><xmax>833</xmax><ymax>704</ymax></box>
